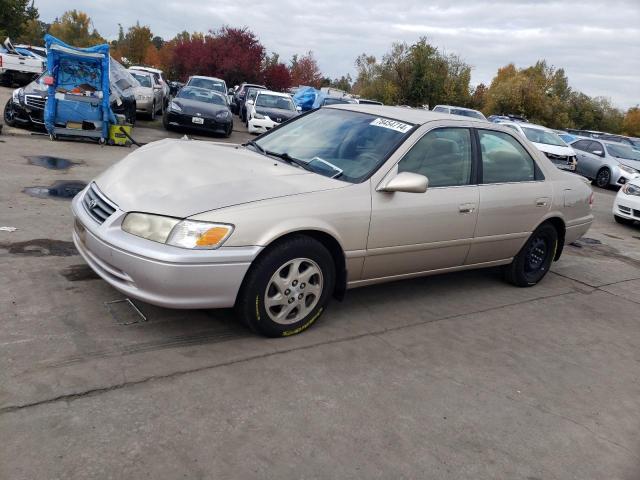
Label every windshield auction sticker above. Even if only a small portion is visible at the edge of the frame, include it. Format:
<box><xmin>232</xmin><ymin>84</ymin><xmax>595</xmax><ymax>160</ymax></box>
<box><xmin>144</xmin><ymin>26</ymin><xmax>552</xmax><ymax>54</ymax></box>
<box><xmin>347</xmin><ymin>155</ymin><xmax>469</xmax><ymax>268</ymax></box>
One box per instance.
<box><xmin>370</xmin><ymin>118</ymin><xmax>413</xmax><ymax>133</ymax></box>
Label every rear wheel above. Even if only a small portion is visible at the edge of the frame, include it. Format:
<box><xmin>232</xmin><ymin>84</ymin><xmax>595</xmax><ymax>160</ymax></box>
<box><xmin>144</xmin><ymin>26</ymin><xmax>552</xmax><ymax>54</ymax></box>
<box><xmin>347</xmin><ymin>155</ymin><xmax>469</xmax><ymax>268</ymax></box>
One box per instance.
<box><xmin>504</xmin><ymin>223</ymin><xmax>558</xmax><ymax>287</ymax></box>
<box><xmin>150</xmin><ymin>102</ymin><xmax>156</xmax><ymax>121</ymax></box>
<box><xmin>3</xmin><ymin>99</ymin><xmax>17</xmax><ymax>127</ymax></box>
<box><xmin>235</xmin><ymin>235</ymin><xmax>335</xmax><ymax>337</ymax></box>
<box><xmin>593</xmin><ymin>167</ymin><xmax>611</xmax><ymax>188</ymax></box>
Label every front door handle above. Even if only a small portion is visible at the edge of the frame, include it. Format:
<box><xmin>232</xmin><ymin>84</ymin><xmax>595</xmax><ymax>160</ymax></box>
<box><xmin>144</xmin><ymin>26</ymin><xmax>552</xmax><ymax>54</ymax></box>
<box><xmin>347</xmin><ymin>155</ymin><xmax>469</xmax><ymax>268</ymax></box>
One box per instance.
<box><xmin>535</xmin><ymin>197</ymin><xmax>550</xmax><ymax>207</ymax></box>
<box><xmin>459</xmin><ymin>203</ymin><xmax>476</xmax><ymax>214</ymax></box>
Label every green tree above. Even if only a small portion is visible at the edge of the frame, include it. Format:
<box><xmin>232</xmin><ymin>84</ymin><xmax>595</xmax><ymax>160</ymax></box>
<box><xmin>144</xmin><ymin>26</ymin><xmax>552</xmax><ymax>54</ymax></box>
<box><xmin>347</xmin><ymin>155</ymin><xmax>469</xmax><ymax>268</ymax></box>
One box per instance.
<box><xmin>120</xmin><ymin>22</ymin><xmax>153</xmax><ymax>64</ymax></box>
<box><xmin>0</xmin><ymin>0</ymin><xmax>32</xmax><ymax>38</ymax></box>
<box><xmin>622</xmin><ymin>107</ymin><xmax>640</xmax><ymax>137</ymax></box>
<box><xmin>48</xmin><ymin>10</ymin><xmax>105</xmax><ymax>47</ymax></box>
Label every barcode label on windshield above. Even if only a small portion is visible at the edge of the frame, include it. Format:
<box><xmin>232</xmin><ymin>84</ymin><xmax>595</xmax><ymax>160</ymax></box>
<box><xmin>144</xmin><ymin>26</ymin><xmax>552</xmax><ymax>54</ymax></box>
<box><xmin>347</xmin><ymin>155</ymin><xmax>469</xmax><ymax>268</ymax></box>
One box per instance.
<box><xmin>370</xmin><ymin>118</ymin><xmax>412</xmax><ymax>133</ymax></box>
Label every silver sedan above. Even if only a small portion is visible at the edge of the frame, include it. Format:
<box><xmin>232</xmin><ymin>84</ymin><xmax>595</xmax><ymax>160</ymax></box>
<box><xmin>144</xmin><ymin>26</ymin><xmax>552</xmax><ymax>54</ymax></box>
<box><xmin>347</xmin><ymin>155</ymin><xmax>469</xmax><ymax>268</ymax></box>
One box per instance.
<box><xmin>72</xmin><ymin>105</ymin><xmax>593</xmax><ymax>337</ymax></box>
<box><xmin>570</xmin><ymin>138</ymin><xmax>640</xmax><ymax>188</ymax></box>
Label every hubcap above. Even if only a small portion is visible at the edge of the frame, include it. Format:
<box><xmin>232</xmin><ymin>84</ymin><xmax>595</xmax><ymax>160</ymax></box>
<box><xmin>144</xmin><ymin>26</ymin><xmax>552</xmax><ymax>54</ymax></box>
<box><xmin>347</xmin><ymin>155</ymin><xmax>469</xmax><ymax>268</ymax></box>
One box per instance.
<box><xmin>525</xmin><ymin>236</ymin><xmax>548</xmax><ymax>273</ymax></box>
<box><xmin>5</xmin><ymin>103</ymin><xmax>15</xmax><ymax>121</ymax></box>
<box><xmin>264</xmin><ymin>258</ymin><xmax>323</xmax><ymax>325</ymax></box>
<box><xmin>597</xmin><ymin>169</ymin><xmax>610</xmax><ymax>186</ymax></box>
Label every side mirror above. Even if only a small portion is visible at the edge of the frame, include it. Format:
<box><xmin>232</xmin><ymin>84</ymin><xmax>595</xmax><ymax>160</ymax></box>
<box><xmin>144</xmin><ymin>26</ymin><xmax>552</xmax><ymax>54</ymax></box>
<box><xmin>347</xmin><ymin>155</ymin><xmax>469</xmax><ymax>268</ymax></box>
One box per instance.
<box><xmin>378</xmin><ymin>172</ymin><xmax>428</xmax><ymax>193</ymax></box>
<box><xmin>593</xmin><ymin>150</ymin><xmax>603</xmax><ymax>156</ymax></box>
<box><xmin>228</xmin><ymin>88</ymin><xmax>234</xmax><ymax>95</ymax></box>
<box><xmin>246</xmin><ymin>99</ymin><xmax>254</xmax><ymax>105</ymax></box>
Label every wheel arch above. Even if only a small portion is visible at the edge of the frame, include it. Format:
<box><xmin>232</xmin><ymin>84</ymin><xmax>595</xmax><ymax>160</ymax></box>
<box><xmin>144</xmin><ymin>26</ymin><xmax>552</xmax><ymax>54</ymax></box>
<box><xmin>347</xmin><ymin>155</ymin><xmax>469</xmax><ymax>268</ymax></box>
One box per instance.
<box><xmin>248</xmin><ymin>229</ymin><xmax>348</xmax><ymax>301</ymax></box>
<box><xmin>536</xmin><ymin>216</ymin><xmax>566</xmax><ymax>261</ymax></box>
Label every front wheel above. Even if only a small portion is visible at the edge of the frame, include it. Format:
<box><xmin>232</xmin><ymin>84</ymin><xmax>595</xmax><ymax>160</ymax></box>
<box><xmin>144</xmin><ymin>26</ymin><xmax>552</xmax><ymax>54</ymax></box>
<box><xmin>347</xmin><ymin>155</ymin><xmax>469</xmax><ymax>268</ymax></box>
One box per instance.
<box><xmin>3</xmin><ymin>99</ymin><xmax>17</xmax><ymax>127</ymax></box>
<box><xmin>504</xmin><ymin>223</ymin><xmax>558</xmax><ymax>287</ymax></box>
<box><xmin>235</xmin><ymin>235</ymin><xmax>335</xmax><ymax>337</ymax></box>
<box><xmin>593</xmin><ymin>167</ymin><xmax>611</xmax><ymax>188</ymax></box>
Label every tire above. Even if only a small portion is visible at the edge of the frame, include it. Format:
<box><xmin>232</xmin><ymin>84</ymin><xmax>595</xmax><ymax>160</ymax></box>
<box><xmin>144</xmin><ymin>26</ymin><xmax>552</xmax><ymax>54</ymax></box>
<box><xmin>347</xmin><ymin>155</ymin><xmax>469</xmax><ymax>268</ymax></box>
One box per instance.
<box><xmin>504</xmin><ymin>223</ymin><xmax>558</xmax><ymax>287</ymax></box>
<box><xmin>614</xmin><ymin>215</ymin><xmax>633</xmax><ymax>225</ymax></box>
<box><xmin>150</xmin><ymin>102</ymin><xmax>156</xmax><ymax>121</ymax></box>
<box><xmin>225</xmin><ymin>123</ymin><xmax>232</xmax><ymax>138</ymax></box>
<box><xmin>3</xmin><ymin>99</ymin><xmax>17</xmax><ymax>127</ymax></box>
<box><xmin>593</xmin><ymin>167</ymin><xmax>611</xmax><ymax>188</ymax></box>
<box><xmin>235</xmin><ymin>235</ymin><xmax>336</xmax><ymax>337</ymax></box>
<box><xmin>162</xmin><ymin>114</ymin><xmax>172</xmax><ymax>131</ymax></box>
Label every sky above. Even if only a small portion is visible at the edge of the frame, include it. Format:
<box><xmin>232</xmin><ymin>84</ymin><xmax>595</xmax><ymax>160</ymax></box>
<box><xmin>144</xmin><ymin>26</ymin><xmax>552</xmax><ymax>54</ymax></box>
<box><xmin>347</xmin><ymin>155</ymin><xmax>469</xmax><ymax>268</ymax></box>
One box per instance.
<box><xmin>35</xmin><ymin>0</ymin><xmax>640</xmax><ymax>109</ymax></box>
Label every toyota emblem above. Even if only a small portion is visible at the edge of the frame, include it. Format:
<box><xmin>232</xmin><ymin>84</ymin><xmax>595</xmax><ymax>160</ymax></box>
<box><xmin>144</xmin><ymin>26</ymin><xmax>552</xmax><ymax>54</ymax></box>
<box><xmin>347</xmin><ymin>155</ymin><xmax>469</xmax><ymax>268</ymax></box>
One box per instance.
<box><xmin>88</xmin><ymin>199</ymin><xmax>98</xmax><ymax>209</ymax></box>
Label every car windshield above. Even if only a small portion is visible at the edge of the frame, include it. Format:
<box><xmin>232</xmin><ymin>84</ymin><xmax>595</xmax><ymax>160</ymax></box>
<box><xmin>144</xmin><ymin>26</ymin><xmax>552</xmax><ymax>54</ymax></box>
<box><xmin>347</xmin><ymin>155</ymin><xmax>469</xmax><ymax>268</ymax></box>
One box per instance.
<box><xmin>131</xmin><ymin>73</ymin><xmax>151</xmax><ymax>88</ymax></box>
<box><xmin>178</xmin><ymin>87</ymin><xmax>225</xmax><ymax>105</ymax></box>
<box><xmin>256</xmin><ymin>94</ymin><xmax>294</xmax><ymax>110</ymax></box>
<box><xmin>323</xmin><ymin>97</ymin><xmax>353</xmax><ymax>105</ymax></box>
<box><xmin>189</xmin><ymin>78</ymin><xmax>225</xmax><ymax>93</ymax></box>
<box><xmin>253</xmin><ymin>108</ymin><xmax>414</xmax><ymax>183</ymax></box>
<box><xmin>451</xmin><ymin>108</ymin><xmax>484</xmax><ymax>120</ymax></box>
<box><xmin>606</xmin><ymin>144</ymin><xmax>640</xmax><ymax>160</ymax></box>
<box><xmin>522</xmin><ymin>127</ymin><xmax>566</xmax><ymax>147</ymax></box>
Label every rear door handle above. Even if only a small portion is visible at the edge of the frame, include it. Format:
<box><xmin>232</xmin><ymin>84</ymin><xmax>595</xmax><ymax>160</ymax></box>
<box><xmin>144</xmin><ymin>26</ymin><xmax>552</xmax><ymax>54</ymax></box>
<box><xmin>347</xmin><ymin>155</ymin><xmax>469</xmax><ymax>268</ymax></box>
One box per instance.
<box><xmin>535</xmin><ymin>197</ymin><xmax>550</xmax><ymax>207</ymax></box>
<box><xmin>459</xmin><ymin>203</ymin><xmax>476</xmax><ymax>214</ymax></box>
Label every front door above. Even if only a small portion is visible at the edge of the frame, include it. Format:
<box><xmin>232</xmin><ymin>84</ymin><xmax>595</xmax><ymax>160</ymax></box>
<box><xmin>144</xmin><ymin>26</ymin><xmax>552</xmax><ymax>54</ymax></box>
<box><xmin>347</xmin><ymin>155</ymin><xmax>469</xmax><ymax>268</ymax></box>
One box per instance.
<box><xmin>363</xmin><ymin>127</ymin><xmax>479</xmax><ymax>279</ymax></box>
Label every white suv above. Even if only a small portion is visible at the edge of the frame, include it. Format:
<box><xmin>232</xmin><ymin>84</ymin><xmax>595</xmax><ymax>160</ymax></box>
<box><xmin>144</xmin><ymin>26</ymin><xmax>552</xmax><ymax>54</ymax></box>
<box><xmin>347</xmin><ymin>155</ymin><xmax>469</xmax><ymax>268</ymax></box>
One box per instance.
<box><xmin>246</xmin><ymin>91</ymin><xmax>300</xmax><ymax>134</ymax></box>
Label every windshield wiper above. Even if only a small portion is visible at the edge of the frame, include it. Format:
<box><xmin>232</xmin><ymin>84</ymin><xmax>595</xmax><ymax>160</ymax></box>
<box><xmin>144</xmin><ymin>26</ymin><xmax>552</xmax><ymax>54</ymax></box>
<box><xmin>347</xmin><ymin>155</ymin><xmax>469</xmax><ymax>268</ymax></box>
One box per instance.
<box><xmin>245</xmin><ymin>140</ymin><xmax>266</xmax><ymax>155</ymax></box>
<box><xmin>266</xmin><ymin>151</ymin><xmax>314</xmax><ymax>172</ymax></box>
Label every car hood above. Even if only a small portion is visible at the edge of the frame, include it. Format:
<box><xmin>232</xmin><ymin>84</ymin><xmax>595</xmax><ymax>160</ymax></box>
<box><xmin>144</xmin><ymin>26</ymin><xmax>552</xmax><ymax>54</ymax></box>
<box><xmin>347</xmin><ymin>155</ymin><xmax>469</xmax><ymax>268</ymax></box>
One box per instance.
<box><xmin>617</xmin><ymin>158</ymin><xmax>640</xmax><ymax>171</ymax></box>
<box><xmin>172</xmin><ymin>98</ymin><xmax>227</xmax><ymax>117</ymax></box>
<box><xmin>532</xmin><ymin>142</ymin><xmax>575</xmax><ymax>156</ymax></box>
<box><xmin>255</xmin><ymin>107</ymin><xmax>297</xmax><ymax>122</ymax></box>
<box><xmin>94</xmin><ymin>139</ymin><xmax>346</xmax><ymax>218</ymax></box>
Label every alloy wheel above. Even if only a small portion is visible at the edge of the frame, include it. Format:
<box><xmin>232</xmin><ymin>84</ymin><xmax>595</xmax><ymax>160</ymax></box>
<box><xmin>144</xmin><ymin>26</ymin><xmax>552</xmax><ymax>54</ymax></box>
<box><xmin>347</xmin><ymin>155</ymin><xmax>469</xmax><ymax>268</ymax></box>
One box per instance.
<box><xmin>596</xmin><ymin>168</ymin><xmax>610</xmax><ymax>188</ymax></box>
<box><xmin>264</xmin><ymin>258</ymin><xmax>324</xmax><ymax>325</ymax></box>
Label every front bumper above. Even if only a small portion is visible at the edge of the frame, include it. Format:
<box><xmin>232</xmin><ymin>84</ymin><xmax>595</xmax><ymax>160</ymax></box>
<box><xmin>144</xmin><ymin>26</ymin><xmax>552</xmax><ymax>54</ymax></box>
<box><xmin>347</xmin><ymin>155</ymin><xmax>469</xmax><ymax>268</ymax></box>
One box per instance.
<box><xmin>611</xmin><ymin>166</ymin><xmax>640</xmax><ymax>186</ymax></box>
<box><xmin>71</xmin><ymin>188</ymin><xmax>262</xmax><ymax>309</ymax></box>
<box><xmin>136</xmin><ymin>98</ymin><xmax>154</xmax><ymax>113</ymax></box>
<box><xmin>248</xmin><ymin>117</ymin><xmax>280</xmax><ymax>134</ymax></box>
<box><xmin>9</xmin><ymin>98</ymin><xmax>44</xmax><ymax>126</ymax></box>
<box><xmin>613</xmin><ymin>192</ymin><xmax>640</xmax><ymax>221</ymax></box>
<box><xmin>166</xmin><ymin>111</ymin><xmax>232</xmax><ymax>134</ymax></box>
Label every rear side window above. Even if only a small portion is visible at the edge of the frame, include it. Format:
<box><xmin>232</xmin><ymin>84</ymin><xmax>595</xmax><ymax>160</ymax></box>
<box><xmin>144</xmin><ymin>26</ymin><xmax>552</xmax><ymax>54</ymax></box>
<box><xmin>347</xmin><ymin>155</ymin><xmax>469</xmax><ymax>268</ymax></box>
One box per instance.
<box><xmin>479</xmin><ymin>130</ymin><xmax>541</xmax><ymax>183</ymax></box>
<box><xmin>398</xmin><ymin>128</ymin><xmax>473</xmax><ymax>187</ymax></box>
<box><xmin>587</xmin><ymin>141</ymin><xmax>604</xmax><ymax>156</ymax></box>
<box><xmin>572</xmin><ymin>140</ymin><xmax>590</xmax><ymax>151</ymax></box>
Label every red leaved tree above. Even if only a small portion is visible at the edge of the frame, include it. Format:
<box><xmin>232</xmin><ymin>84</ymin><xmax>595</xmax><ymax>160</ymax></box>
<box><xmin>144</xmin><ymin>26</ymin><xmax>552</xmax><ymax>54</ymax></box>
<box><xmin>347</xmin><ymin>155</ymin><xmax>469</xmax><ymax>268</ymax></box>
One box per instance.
<box><xmin>290</xmin><ymin>51</ymin><xmax>323</xmax><ymax>88</ymax></box>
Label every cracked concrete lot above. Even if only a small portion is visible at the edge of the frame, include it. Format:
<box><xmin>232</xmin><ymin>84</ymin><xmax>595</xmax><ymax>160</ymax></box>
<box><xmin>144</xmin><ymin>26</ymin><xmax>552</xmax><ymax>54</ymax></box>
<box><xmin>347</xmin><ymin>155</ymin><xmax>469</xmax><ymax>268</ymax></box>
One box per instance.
<box><xmin>1</xmin><ymin>86</ymin><xmax>640</xmax><ymax>479</ymax></box>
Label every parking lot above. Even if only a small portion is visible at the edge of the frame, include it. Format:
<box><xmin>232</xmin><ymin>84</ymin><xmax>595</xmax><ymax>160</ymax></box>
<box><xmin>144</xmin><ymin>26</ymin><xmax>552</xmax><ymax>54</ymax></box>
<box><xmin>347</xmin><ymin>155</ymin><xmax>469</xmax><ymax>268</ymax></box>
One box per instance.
<box><xmin>1</xmin><ymin>83</ymin><xmax>640</xmax><ymax>479</ymax></box>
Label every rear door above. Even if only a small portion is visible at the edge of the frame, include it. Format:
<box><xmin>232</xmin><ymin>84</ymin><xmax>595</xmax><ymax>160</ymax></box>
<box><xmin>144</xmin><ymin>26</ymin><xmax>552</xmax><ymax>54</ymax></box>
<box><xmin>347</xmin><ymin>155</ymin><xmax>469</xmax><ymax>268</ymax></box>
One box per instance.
<box><xmin>576</xmin><ymin>140</ymin><xmax>605</xmax><ymax>178</ymax></box>
<box><xmin>466</xmin><ymin>128</ymin><xmax>552</xmax><ymax>264</ymax></box>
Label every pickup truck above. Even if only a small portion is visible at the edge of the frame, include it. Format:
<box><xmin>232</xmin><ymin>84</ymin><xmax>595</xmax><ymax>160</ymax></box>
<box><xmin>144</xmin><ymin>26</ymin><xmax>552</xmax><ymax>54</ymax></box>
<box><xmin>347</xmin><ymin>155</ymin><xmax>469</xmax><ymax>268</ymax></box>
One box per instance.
<box><xmin>0</xmin><ymin>38</ymin><xmax>45</xmax><ymax>86</ymax></box>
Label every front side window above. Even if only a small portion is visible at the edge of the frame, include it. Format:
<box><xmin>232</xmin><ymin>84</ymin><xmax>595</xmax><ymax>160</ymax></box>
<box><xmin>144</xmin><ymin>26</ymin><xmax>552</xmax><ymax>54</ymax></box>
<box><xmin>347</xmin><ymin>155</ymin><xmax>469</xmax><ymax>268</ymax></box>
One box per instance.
<box><xmin>254</xmin><ymin>109</ymin><xmax>414</xmax><ymax>183</ymax></box>
<box><xmin>479</xmin><ymin>130</ymin><xmax>538</xmax><ymax>183</ymax></box>
<box><xmin>587</xmin><ymin>142</ymin><xmax>604</xmax><ymax>156</ymax></box>
<box><xmin>397</xmin><ymin>128</ymin><xmax>473</xmax><ymax>187</ymax></box>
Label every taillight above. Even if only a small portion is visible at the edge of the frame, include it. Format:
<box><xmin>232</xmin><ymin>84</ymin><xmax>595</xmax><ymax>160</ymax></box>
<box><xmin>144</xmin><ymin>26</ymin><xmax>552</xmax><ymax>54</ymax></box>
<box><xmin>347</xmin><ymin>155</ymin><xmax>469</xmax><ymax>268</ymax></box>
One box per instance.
<box><xmin>589</xmin><ymin>192</ymin><xmax>594</xmax><ymax>208</ymax></box>
<box><xmin>0</xmin><ymin>56</ymin><xmax>3</xmax><ymax>68</ymax></box>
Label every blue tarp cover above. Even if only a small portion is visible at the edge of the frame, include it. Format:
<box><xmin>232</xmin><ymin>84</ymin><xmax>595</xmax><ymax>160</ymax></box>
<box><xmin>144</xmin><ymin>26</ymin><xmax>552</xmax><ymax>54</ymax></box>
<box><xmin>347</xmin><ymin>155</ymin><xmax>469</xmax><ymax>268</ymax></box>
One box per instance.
<box><xmin>44</xmin><ymin>34</ymin><xmax>114</xmax><ymax>138</ymax></box>
<box><xmin>292</xmin><ymin>86</ymin><xmax>327</xmax><ymax>111</ymax></box>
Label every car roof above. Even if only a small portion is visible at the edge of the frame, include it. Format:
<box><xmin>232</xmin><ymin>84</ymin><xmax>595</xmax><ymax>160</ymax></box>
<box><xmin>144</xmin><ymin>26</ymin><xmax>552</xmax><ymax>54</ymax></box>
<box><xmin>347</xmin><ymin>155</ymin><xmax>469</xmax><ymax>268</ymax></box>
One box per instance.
<box><xmin>130</xmin><ymin>66</ymin><xmax>162</xmax><ymax>74</ymax></box>
<box><xmin>256</xmin><ymin>90</ymin><xmax>290</xmax><ymax>98</ymax></box>
<box><xmin>329</xmin><ymin>104</ymin><xmax>483</xmax><ymax>125</ymax></box>
<box><xmin>434</xmin><ymin>104</ymin><xmax>478</xmax><ymax>112</ymax></box>
<box><xmin>129</xmin><ymin>69</ymin><xmax>152</xmax><ymax>77</ymax></box>
<box><xmin>189</xmin><ymin>75</ymin><xmax>225</xmax><ymax>82</ymax></box>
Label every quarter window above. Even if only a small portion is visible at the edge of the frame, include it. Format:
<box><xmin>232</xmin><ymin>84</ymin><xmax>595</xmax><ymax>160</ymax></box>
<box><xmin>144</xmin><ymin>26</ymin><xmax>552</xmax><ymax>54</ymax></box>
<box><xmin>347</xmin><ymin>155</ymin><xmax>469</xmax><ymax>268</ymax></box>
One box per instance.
<box><xmin>397</xmin><ymin>128</ymin><xmax>473</xmax><ymax>187</ymax></box>
<box><xmin>479</xmin><ymin>130</ymin><xmax>539</xmax><ymax>183</ymax></box>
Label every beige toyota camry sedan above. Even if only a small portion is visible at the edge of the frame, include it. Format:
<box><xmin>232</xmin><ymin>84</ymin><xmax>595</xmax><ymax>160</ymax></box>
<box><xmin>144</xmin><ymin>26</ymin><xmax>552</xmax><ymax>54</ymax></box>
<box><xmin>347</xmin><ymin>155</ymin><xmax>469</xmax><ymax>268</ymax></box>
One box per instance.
<box><xmin>72</xmin><ymin>105</ymin><xmax>593</xmax><ymax>337</ymax></box>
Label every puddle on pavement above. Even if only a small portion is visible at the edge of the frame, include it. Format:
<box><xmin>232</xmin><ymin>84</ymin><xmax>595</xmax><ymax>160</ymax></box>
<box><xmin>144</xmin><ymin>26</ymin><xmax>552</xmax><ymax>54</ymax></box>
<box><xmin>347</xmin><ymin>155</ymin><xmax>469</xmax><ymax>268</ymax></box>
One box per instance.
<box><xmin>573</xmin><ymin>237</ymin><xmax>602</xmax><ymax>246</ymax></box>
<box><xmin>23</xmin><ymin>181</ymin><xmax>87</xmax><ymax>200</ymax></box>
<box><xmin>60</xmin><ymin>264</ymin><xmax>99</xmax><ymax>281</ymax></box>
<box><xmin>2</xmin><ymin>239</ymin><xmax>77</xmax><ymax>257</ymax></box>
<box><xmin>25</xmin><ymin>155</ymin><xmax>79</xmax><ymax>170</ymax></box>
<box><xmin>568</xmin><ymin>238</ymin><xmax>640</xmax><ymax>269</ymax></box>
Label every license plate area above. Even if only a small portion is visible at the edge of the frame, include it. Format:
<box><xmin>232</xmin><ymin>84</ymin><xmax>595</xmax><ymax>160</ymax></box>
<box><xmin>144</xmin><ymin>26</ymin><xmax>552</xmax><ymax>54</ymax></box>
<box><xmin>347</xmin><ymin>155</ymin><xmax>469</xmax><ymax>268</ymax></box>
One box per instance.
<box><xmin>192</xmin><ymin>117</ymin><xmax>204</xmax><ymax>125</ymax></box>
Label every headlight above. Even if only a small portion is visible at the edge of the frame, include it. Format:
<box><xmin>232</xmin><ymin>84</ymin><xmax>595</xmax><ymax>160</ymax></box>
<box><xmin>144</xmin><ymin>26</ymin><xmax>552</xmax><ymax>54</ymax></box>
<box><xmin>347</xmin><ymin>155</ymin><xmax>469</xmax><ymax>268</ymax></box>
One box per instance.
<box><xmin>122</xmin><ymin>213</ymin><xmax>234</xmax><ymax>249</ymax></box>
<box><xmin>166</xmin><ymin>220</ymin><xmax>234</xmax><ymax>249</ymax></box>
<box><xmin>618</xmin><ymin>164</ymin><xmax>638</xmax><ymax>175</ymax></box>
<box><xmin>122</xmin><ymin>213</ymin><xmax>180</xmax><ymax>243</ymax></box>
<box><xmin>253</xmin><ymin>112</ymin><xmax>266</xmax><ymax>120</ymax></box>
<box><xmin>12</xmin><ymin>88</ymin><xmax>24</xmax><ymax>103</ymax></box>
<box><xmin>622</xmin><ymin>183</ymin><xmax>640</xmax><ymax>196</ymax></box>
<box><xmin>169</xmin><ymin>101</ymin><xmax>182</xmax><ymax>112</ymax></box>
<box><xmin>215</xmin><ymin>110</ymin><xmax>230</xmax><ymax>120</ymax></box>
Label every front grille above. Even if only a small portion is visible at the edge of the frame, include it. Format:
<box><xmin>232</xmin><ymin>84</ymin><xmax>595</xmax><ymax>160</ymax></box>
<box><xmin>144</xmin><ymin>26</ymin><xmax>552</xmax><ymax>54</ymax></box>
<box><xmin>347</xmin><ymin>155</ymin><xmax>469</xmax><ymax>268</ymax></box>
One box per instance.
<box><xmin>82</xmin><ymin>183</ymin><xmax>116</xmax><ymax>224</ymax></box>
<box><xmin>618</xmin><ymin>205</ymin><xmax>631</xmax><ymax>213</ymax></box>
<box><xmin>24</xmin><ymin>95</ymin><xmax>46</xmax><ymax>110</ymax></box>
